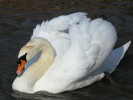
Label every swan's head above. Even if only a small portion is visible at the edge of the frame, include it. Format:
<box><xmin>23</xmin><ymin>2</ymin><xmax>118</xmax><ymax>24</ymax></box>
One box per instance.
<box><xmin>16</xmin><ymin>37</ymin><xmax>51</xmax><ymax>76</ymax></box>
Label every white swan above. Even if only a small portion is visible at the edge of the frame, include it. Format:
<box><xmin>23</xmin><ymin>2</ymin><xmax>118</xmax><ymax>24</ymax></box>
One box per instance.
<box><xmin>12</xmin><ymin>12</ymin><xmax>131</xmax><ymax>94</ymax></box>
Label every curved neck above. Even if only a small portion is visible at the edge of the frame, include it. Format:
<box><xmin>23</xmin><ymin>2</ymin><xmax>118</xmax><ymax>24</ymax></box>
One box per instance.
<box><xmin>14</xmin><ymin>40</ymin><xmax>55</xmax><ymax>93</ymax></box>
<box><xmin>25</xmin><ymin>42</ymin><xmax>55</xmax><ymax>80</ymax></box>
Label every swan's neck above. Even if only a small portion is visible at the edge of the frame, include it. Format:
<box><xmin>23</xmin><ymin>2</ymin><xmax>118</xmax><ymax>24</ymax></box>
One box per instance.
<box><xmin>25</xmin><ymin>43</ymin><xmax>55</xmax><ymax>82</ymax></box>
<box><xmin>13</xmin><ymin>40</ymin><xmax>55</xmax><ymax>93</ymax></box>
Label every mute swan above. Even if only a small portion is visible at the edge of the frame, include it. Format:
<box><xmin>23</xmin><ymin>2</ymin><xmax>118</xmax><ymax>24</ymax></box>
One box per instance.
<box><xmin>12</xmin><ymin>12</ymin><xmax>131</xmax><ymax>94</ymax></box>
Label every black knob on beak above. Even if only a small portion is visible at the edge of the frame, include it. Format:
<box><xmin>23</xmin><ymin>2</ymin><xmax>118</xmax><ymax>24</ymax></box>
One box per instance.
<box><xmin>16</xmin><ymin>59</ymin><xmax>21</xmax><ymax>66</ymax></box>
<box><xmin>16</xmin><ymin>53</ymin><xmax>27</xmax><ymax>65</ymax></box>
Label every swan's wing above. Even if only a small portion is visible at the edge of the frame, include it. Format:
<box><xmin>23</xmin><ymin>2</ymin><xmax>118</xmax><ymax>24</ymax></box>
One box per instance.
<box><xmin>97</xmin><ymin>41</ymin><xmax>131</xmax><ymax>74</ymax></box>
<box><xmin>31</xmin><ymin>12</ymin><xmax>87</xmax><ymax>41</ymax></box>
<box><xmin>62</xmin><ymin>18</ymin><xmax>117</xmax><ymax>83</ymax></box>
<box><xmin>87</xmin><ymin>19</ymin><xmax>117</xmax><ymax>73</ymax></box>
<box><xmin>55</xmin><ymin>18</ymin><xmax>118</xmax><ymax>91</ymax></box>
<box><xmin>69</xmin><ymin>18</ymin><xmax>117</xmax><ymax>74</ymax></box>
<box><xmin>34</xmin><ymin>17</ymin><xmax>118</xmax><ymax>93</ymax></box>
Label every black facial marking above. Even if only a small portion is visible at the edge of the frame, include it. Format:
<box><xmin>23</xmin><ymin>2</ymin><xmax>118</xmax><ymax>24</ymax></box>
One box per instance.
<box><xmin>16</xmin><ymin>59</ymin><xmax>21</xmax><ymax>66</ymax></box>
<box><xmin>16</xmin><ymin>53</ymin><xmax>27</xmax><ymax>65</ymax></box>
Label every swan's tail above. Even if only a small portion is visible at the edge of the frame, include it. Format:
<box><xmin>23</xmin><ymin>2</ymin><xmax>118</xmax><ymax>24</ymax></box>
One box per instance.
<box><xmin>99</xmin><ymin>41</ymin><xmax>131</xmax><ymax>73</ymax></box>
<box><xmin>31</xmin><ymin>12</ymin><xmax>87</xmax><ymax>40</ymax></box>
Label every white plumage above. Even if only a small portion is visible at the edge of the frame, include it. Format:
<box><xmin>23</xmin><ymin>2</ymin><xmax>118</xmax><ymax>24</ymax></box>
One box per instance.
<box><xmin>12</xmin><ymin>12</ymin><xmax>131</xmax><ymax>94</ymax></box>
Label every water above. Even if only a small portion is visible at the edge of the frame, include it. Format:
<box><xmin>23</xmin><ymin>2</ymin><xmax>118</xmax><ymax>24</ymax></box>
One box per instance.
<box><xmin>0</xmin><ymin>0</ymin><xmax>133</xmax><ymax>100</ymax></box>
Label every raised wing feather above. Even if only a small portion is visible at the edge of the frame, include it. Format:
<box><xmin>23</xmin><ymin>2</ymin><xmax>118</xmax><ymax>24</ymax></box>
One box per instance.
<box><xmin>69</xmin><ymin>18</ymin><xmax>117</xmax><ymax>74</ymax></box>
<box><xmin>31</xmin><ymin>12</ymin><xmax>87</xmax><ymax>41</ymax></box>
<box><xmin>85</xmin><ymin>18</ymin><xmax>117</xmax><ymax>73</ymax></box>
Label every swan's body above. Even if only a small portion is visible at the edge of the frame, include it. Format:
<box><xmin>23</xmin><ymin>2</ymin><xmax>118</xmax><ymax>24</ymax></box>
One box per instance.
<box><xmin>12</xmin><ymin>12</ymin><xmax>131</xmax><ymax>94</ymax></box>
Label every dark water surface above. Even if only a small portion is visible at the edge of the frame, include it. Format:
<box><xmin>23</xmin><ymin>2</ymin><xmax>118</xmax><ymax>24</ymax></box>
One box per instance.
<box><xmin>0</xmin><ymin>0</ymin><xmax>133</xmax><ymax>100</ymax></box>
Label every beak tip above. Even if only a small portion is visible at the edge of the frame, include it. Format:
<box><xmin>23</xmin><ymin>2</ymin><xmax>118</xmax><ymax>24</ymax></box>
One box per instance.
<box><xmin>16</xmin><ymin>60</ymin><xmax>27</xmax><ymax>76</ymax></box>
<box><xmin>16</xmin><ymin>70</ymin><xmax>21</xmax><ymax>76</ymax></box>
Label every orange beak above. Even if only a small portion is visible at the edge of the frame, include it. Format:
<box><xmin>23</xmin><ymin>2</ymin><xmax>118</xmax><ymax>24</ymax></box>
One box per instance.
<box><xmin>16</xmin><ymin>60</ymin><xmax>26</xmax><ymax>76</ymax></box>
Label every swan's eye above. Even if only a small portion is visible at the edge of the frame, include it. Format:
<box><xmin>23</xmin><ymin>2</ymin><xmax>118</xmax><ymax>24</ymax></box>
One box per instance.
<box><xmin>16</xmin><ymin>59</ymin><xmax>21</xmax><ymax>66</ymax></box>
